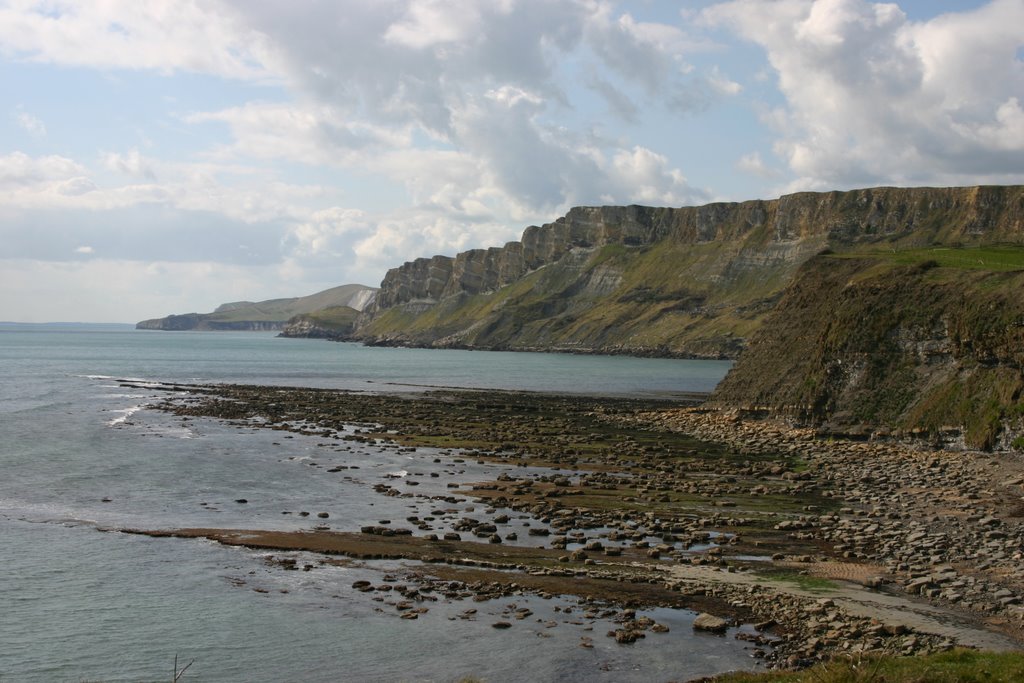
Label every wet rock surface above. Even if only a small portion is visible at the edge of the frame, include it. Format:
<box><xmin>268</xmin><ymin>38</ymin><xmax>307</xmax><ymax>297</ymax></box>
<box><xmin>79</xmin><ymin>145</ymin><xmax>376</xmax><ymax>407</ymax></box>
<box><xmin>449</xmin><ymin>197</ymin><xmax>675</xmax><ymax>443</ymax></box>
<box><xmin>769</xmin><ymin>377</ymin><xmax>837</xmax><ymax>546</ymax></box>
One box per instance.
<box><xmin>134</xmin><ymin>381</ymin><xmax>1024</xmax><ymax>670</ymax></box>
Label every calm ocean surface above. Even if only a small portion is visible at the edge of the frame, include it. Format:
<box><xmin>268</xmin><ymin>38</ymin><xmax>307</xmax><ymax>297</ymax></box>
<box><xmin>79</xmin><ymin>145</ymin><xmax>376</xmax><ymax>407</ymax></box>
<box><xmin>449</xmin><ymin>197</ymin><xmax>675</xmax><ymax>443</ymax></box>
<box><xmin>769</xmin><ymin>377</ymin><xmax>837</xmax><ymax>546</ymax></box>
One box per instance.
<box><xmin>0</xmin><ymin>326</ymin><xmax>757</xmax><ymax>682</ymax></box>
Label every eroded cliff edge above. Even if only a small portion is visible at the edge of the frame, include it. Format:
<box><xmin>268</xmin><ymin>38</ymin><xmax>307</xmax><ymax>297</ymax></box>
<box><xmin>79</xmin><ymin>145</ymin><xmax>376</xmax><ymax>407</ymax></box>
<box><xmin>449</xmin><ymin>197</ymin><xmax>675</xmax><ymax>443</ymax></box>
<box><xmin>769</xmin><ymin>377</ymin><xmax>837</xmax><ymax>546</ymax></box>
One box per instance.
<box><xmin>708</xmin><ymin>251</ymin><xmax>1024</xmax><ymax>449</ymax></box>
<box><xmin>356</xmin><ymin>186</ymin><xmax>1024</xmax><ymax>360</ymax></box>
<box><xmin>355</xmin><ymin>185</ymin><xmax>1024</xmax><ymax>448</ymax></box>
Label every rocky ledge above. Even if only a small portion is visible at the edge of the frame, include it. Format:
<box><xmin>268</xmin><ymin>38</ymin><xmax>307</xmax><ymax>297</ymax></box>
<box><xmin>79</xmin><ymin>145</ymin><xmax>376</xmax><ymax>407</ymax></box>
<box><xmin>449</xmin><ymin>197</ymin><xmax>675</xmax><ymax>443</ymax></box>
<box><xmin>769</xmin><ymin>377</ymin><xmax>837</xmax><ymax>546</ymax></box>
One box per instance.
<box><xmin>625</xmin><ymin>409</ymin><xmax>1024</xmax><ymax>637</ymax></box>
<box><xmin>277</xmin><ymin>317</ymin><xmax>346</xmax><ymax>340</ymax></box>
<box><xmin>123</xmin><ymin>380</ymin><xmax>1024</xmax><ymax>671</ymax></box>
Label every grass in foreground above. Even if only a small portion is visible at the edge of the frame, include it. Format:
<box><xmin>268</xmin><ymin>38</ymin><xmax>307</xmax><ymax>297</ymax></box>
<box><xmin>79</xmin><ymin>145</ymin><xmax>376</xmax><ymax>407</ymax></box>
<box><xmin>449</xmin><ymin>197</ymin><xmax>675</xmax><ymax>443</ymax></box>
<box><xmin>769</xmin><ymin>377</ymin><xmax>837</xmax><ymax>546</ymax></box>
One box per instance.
<box><xmin>756</xmin><ymin>569</ymin><xmax>838</xmax><ymax>593</ymax></box>
<box><xmin>712</xmin><ymin>649</ymin><xmax>1024</xmax><ymax>683</ymax></box>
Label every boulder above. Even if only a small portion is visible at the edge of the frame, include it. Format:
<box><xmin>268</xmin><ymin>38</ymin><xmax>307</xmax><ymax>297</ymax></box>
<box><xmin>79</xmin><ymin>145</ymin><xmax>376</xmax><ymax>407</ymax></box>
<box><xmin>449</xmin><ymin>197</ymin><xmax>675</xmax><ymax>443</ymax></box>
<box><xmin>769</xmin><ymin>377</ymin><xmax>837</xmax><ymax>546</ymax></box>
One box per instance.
<box><xmin>692</xmin><ymin>613</ymin><xmax>729</xmax><ymax>633</ymax></box>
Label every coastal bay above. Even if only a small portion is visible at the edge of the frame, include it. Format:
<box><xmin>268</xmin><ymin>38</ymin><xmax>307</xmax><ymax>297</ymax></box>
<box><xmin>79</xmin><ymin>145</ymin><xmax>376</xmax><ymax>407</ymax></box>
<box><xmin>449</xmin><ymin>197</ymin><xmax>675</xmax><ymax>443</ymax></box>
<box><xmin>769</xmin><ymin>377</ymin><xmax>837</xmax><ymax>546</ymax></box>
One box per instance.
<box><xmin>0</xmin><ymin>327</ymin><xmax>751</xmax><ymax>682</ymax></box>
<box><xmin>136</xmin><ymin>380</ymin><xmax>1024</xmax><ymax>669</ymax></box>
<box><xmin>3</xmin><ymin>327</ymin><xmax>1022</xmax><ymax>681</ymax></box>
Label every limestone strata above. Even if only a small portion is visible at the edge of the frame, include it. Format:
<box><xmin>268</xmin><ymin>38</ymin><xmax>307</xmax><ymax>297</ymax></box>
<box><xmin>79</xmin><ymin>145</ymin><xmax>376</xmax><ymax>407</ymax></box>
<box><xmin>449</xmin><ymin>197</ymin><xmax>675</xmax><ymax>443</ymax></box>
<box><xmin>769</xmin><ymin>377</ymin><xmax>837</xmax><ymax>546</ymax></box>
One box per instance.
<box><xmin>357</xmin><ymin>186</ymin><xmax>1024</xmax><ymax>358</ymax></box>
<box><xmin>369</xmin><ymin>187</ymin><xmax>1024</xmax><ymax>311</ymax></box>
<box><xmin>709</xmin><ymin>252</ymin><xmax>1024</xmax><ymax>447</ymax></box>
<box><xmin>371</xmin><ymin>205</ymin><xmax>679</xmax><ymax>309</ymax></box>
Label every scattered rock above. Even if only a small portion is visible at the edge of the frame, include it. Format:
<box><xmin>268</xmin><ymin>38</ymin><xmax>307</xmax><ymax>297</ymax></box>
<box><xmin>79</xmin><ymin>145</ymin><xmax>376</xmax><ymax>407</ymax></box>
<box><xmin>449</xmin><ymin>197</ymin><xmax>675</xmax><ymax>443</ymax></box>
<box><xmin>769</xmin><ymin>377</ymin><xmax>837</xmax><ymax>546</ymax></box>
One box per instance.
<box><xmin>692</xmin><ymin>613</ymin><xmax>729</xmax><ymax>634</ymax></box>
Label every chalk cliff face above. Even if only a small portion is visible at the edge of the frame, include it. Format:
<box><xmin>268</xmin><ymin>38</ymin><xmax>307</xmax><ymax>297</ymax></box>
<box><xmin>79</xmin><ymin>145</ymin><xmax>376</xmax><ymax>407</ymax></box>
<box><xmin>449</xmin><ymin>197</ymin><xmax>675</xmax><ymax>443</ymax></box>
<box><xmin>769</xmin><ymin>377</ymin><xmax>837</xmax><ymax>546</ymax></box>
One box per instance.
<box><xmin>356</xmin><ymin>186</ymin><xmax>1024</xmax><ymax>359</ymax></box>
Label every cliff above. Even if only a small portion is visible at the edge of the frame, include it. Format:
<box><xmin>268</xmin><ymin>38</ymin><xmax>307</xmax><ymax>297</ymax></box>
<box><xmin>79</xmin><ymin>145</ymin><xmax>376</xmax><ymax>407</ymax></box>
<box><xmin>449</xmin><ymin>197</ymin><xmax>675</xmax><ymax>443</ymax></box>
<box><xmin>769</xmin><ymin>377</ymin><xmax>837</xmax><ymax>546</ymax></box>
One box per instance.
<box><xmin>708</xmin><ymin>249</ymin><xmax>1024</xmax><ymax>449</ymax></box>
<box><xmin>137</xmin><ymin>284</ymin><xmax>377</xmax><ymax>332</ymax></box>
<box><xmin>356</xmin><ymin>186</ymin><xmax>1024</xmax><ymax>359</ymax></box>
<box><xmin>135</xmin><ymin>314</ymin><xmax>284</xmax><ymax>331</ymax></box>
<box><xmin>278</xmin><ymin>306</ymin><xmax>360</xmax><ymax>340</ymax></box>
<box><xmin>354</xmin><ymin>185</ymin><xmax>1024</xmax><ymax>449</ymax></box>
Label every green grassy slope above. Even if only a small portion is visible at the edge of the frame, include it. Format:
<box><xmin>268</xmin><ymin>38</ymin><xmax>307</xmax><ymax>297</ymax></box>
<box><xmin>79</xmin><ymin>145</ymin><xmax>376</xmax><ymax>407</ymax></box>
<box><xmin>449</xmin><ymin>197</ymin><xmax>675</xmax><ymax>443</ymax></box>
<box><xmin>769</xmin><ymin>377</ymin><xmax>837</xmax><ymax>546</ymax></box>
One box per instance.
<box><xmin>356</xmin><ymin>186</ymin><xmax>1024</xmax><ymax>446</ymax></box>
<box><xmin>137</xmin><ymin>285</ymin><xmax>375</xmax><ymax>330</ymax></box>
<box><xmin>208</xmin><ymin>285</ymin><xmax>374</xmax><ymax>322</ymax></box>
<box><xmin>710</xmin><ymin>648</ymin><xmax>1024</xmax><ymax>683</ymax></box>
<box><xmin>279</xmin><ymin>306</ymin><xmax>360</xmax><ymax>338</ymax></box>
<box><xmin>359</xmin><ymin>236</ymin><xmax>816</xmax><ymax>358</ymax></box>
<box><xmin>357</xmin><ymin>186</ymin><xmax>1024</xmax><ymax>359</ymax></box>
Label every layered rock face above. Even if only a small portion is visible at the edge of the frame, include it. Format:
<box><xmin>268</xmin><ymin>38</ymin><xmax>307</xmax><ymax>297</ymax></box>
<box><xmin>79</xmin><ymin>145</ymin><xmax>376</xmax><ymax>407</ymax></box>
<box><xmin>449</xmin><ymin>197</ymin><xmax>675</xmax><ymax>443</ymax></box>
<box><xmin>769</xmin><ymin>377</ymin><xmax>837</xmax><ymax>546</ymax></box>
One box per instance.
<box><xmin>277</xmin><ymin>317</ymin><xmax>346</xmax><ymax>339</ymax></box>
<box><xmin>354</xmin><ymin>185</ymin><xmax>1024</xmax><ymax>447</ymax></box>
<box><xmin>357</xmin><ymin>186</ymin><xmax>1024</xmax><ymax>359</ymax></box>
<box><xmin>369</xmin><ymin>205</ymin><xmax>668</xmax><ymax>310</ymax></box>
<box><xmin>709</xmin><ymin>254</ymin><xmax>1024</xmax><ymax>449</ymax></box>
<box><xmin>278</xmin><ymin>306</ymin><xmax>360</xmax><ymax>340</ymax></box>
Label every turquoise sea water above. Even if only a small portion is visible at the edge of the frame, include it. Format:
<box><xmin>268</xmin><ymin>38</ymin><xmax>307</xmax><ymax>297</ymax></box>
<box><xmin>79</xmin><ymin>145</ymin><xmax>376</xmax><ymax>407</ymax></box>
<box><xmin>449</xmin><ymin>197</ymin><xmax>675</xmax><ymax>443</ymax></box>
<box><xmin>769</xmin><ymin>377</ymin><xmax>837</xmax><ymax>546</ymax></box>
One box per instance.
<box><xmin>0</xmin><ymin>326</ymin><xmax>757</xmax><ymax>682</ymax></box>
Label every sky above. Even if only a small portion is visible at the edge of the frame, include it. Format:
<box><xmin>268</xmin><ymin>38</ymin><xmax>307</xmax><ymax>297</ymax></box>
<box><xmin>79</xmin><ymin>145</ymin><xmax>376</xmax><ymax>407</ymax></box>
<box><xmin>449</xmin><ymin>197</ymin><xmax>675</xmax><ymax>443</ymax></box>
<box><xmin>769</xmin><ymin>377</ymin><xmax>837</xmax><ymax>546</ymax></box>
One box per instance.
<box><xmin>1</xmin><ymin>0</ymin><xmax>1022</xmax><ymax>323</ymax></box>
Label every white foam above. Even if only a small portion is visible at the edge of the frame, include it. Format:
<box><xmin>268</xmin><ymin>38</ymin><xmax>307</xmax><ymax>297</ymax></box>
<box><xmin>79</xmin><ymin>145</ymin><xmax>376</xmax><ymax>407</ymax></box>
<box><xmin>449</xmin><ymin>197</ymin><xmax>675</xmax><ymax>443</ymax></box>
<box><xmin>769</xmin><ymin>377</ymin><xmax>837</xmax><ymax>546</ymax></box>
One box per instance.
<box><xmin>81</xmin><ymin>374</ymin><xmax>152</xmax><ymax>382</ymax></box>
<box><xmin>78</xmin><ymin>374</ymin><xmax>177</xmax><ymax>390</ymax></box>
<box><xmin>107</xmin><ymin>405</ymin><xmax>144</xmax><ymax>426</ymax></box>
<box><xmin>0</xmin><ymin>500</ymin><xmax>102</xmax><ymax>528</ymax></box>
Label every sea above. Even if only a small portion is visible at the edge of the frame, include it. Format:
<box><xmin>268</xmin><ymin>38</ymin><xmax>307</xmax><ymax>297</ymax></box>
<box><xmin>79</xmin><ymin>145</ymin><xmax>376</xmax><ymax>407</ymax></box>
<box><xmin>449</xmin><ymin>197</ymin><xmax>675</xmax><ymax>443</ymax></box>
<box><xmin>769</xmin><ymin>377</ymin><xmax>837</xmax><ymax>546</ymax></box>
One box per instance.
<box><xmin>0</xmin><ymin>324</ymin><xmax>761</xmax><ymax>683</ymax></box>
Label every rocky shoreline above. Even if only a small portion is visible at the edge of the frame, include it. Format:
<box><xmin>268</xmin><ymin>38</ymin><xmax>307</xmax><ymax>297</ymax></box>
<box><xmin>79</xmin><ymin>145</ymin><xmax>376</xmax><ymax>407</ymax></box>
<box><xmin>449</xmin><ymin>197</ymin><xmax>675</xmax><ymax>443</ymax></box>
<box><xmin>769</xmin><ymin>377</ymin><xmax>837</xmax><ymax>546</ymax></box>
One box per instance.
<box><xmin>628</xmin><ymin>410</ymin><xmax>1024</xmax><ymax>628</ymax></box>
<box><xmin>130</xmin><ymin>381</ymin><xmax>1024</xmax><ymax>675</ymax></box>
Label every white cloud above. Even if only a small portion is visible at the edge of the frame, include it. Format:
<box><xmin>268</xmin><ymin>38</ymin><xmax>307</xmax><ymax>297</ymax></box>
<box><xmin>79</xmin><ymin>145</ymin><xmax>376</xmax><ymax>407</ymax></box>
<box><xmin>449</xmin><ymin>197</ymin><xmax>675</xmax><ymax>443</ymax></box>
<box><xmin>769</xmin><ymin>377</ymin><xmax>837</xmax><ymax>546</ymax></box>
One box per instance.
<box><xmin>202</xmin><ymin>1</ymin><xmax>721</xmax><ymax>209</ymax></box>
<box><xmin>0</xmin><ymin>0</ymin><xmax>278</xmax><ymax>80</ymax></box>
<box><xmin>0</xmin><ymin>152</ymin><xmax>89</xmax><ymax>195</ymax></box>
<box><xmin>0</xmin><ymin>150</ymin><xmax>385</xmax><ymax>293</ymax></box>
<box><xmin>0</xmin><ymin>2</ymin><xmax>733</xmax><ymax>324</ymax></box>
<box><xmin>2</xmin><ymin>2</ymin><xmax>728</xmax><ymax>265</ymax></box>
<box><xmin>103</xmin><ymin>148</ymin><xmax>156</xmax><ymax>180</ymax></box>
<box><xmin>585</xmin><ymin>6</ymin><xmax>690</xmax><ymax>95</ymax></box>
<box><xmin>56</xmin><ymin>176</ymin><xmax>98</xmax><ymax>196</ymax></box>
<box><xmin>183</xmin><ymin>63</ymin><xmax>710</xmax><ymax>239</ymax></box>
<box><xmin>14</xmin><ymin>109</ymin><xmax>46</xmax><ymax>137</ymax></box>
<box><xmin>0</xmin><ymin>150</ymin><xmax>333</xmax><ymax>224</ymax></box>
<box><xmin>383</xmin><ymin>0</ymin><xmax>489</xmax><ymax>50</ymax></box>
<box><xmin>736</xmin><ymin>151</ymin><xmax>781</xmax><ymax>179</ymax></box>
<box><xmin>351</xmin><ymin>211</ymin><xmax>501</xmax><ymax>277</ymax></box>
<box><xmin>184</xmin><ymin>102</ymin><xmax>411</xmax><ymax>166</ymax></box>
<box><xmin>967</xmin><ymin>97</ymin><xmax>1024</xmax><ymax>151</ymax></box>
<box><xmin>705</xmin><ymin>0</ymin><xmax>1024</xmax><ymax>189</ymax></box>
<box><xmin>485</xmin><ymin>85</ymin><xmax>545</xmax><ymax>108</ymax></box>
<box><xmin>607</xmin><ymin>146</ymin><xmax>702</xmax><ymax>205</ymax></box>
<box><xmin>584</xmin><ymin>3</ymin><xmax>725</xmax><ymax>113</ymax></box>
<box><xmin>707</xmin><ymin>66</ymin><xmax>741</xmax><ymax>95</ymax></box>
<box><xmin>285</xmin><ymin>207</ymin><xmax>371</xmax><ymax>258</ymax></box>
<box><xmin>0</xmin><ymin>257</ymin><xmax>316</xmax><ymax>323</ymax></box>
<box><xmin>214</xmin><ymin>0</ymin><xmax>591</xmax><ymax>138</ymax></box>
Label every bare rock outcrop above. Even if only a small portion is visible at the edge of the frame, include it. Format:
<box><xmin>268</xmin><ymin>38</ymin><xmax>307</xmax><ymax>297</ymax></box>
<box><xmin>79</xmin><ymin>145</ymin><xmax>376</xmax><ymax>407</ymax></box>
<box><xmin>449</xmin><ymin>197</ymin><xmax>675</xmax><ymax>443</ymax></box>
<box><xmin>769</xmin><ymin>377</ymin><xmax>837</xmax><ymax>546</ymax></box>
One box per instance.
<box><xmin>356</xmin><ymin>186</ymin><xmax>1024</xmax><ymax>361</ymax></box>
